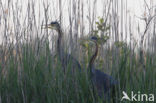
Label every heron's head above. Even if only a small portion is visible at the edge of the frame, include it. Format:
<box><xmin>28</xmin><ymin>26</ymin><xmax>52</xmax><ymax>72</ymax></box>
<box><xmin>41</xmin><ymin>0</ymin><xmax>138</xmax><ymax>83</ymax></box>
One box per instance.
<box><xmin>43</xmin><ymin>21</ymin><xmax>60</xmax><ymax>31</ymax></box>
<box><xmin>90</xmin><ymin>36</ymin><xmax>98</xmax><ymax>43</ymax></box>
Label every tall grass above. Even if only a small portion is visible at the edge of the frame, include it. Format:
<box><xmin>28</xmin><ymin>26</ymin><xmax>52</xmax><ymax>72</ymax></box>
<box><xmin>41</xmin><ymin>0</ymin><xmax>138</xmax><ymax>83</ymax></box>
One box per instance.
<box><xmin>0</xmin><ymin>38</ymin><xmax>155</xmax><ymax>103</ymax></box>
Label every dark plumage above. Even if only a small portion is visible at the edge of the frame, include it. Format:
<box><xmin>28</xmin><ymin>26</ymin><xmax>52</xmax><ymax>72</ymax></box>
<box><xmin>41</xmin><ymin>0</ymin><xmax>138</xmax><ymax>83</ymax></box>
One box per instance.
<box><xmin>88</xmin><ymin>36</ymin><xmax>118</xmax><ymax>100</ymax></box>
<box><xmin>43</xmin><ymin>21</ymin><xmax>81</xmax><ymax>73</ymax></box>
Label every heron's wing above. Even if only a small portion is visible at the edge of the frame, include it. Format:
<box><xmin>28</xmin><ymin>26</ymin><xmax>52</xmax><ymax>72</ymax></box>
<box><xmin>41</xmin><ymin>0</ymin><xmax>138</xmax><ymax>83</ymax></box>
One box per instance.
<box><xmin>94</xmin><ymin>69</ymin><xmax>118</xmax><ymax>88</ymax></box>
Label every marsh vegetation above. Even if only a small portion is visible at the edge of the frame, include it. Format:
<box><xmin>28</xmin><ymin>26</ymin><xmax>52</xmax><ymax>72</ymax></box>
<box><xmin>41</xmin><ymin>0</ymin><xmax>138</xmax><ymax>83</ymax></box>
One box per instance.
<box><xmin>0</xmin><ymin>0</ymin><xmax>156</xmax><ymax>103</ymax></box>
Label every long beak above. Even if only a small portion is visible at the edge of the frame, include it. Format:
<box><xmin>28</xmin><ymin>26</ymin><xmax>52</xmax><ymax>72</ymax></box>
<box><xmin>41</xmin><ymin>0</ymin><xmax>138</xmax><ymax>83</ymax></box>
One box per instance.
<box><xmin>89</xmin><ymin>40</ymin><xmax>95</xmax><ymax>44</ymax></box>
<box><xmin>89</xmin><ymin>38</ymin><xmax>97</xmax><ymax>44</ymax></box>
<box><xmin>41</xmin><ymin>24</ymin><xmax>53</xmax><ymax>29</ymax></box>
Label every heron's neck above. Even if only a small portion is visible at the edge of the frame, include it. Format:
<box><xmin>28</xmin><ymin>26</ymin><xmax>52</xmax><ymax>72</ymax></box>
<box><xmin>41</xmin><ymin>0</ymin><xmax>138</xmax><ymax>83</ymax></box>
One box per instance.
<box><xmin>57</xmin><ymin>29</ymin><xmax>63</xmax><ymax>59</ymax></box>
<box><xmin>88</xmin><ymin>42</ymin><xmax>98</xmax><ymax>72</ymax></box>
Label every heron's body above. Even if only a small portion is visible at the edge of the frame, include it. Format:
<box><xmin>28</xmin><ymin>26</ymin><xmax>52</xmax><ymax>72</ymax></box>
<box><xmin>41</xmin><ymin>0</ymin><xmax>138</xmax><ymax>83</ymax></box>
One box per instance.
<box><xmin>88</xmin><ymin>36</ymin><xmax>117</xmax><ymax>100</ymax></box>
<box><xmin>44</xmin><ymin>22</ymin><xmax>81</xmax><ymax>73</ymax></box>
<box><xmin>92</xmin><ymin>67</ymin><xmax>117</xmax><ymax>98</ymax></box>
